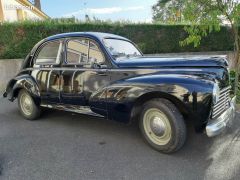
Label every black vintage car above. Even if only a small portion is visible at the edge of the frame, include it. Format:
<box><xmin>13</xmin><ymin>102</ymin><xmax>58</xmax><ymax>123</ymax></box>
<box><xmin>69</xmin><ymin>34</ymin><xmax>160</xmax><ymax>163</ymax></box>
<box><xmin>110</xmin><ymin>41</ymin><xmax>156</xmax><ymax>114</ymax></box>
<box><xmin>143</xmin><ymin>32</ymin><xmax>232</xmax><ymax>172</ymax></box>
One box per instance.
<box><xmin>3</xmin><ymin>32</ymin><xmax>236</xmax><ymax>153</ymax></box>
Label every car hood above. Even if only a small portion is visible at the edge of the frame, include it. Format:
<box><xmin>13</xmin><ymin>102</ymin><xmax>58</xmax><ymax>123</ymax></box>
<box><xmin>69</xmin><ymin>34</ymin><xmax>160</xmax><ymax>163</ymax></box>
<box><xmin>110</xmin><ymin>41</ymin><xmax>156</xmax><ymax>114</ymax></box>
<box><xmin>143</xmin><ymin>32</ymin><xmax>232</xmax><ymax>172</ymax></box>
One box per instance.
<box><xmin>115</xmin><ymin>56</ymin><xmax>228</xmax><ymax>68</ymax></box>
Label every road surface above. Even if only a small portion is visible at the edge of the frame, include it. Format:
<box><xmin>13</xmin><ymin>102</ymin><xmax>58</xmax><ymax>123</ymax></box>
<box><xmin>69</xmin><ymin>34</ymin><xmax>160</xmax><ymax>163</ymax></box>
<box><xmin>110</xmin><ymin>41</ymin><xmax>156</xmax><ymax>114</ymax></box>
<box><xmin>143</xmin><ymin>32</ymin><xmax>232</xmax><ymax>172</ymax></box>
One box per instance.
<box><xmin>0</xmin><ymin>97</ymin><xmax>240</xmax><ymax>180</ymax></box>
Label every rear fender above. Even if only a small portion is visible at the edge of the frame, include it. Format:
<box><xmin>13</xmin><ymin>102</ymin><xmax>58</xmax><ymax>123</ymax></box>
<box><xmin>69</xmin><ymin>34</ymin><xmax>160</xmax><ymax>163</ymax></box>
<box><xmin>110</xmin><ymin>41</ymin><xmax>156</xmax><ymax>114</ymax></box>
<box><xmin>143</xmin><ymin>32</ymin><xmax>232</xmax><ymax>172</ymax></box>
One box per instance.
<box><xmin>5</xmin><ymin>75</ymin><xmax>40</xmax><ymax>105</ymax></box>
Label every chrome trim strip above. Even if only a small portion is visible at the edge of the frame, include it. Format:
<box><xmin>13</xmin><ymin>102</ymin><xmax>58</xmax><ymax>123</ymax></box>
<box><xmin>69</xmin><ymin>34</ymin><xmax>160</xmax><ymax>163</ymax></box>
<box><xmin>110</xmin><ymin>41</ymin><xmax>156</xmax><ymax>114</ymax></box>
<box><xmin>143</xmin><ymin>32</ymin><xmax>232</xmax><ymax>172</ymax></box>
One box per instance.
<box><xmin>211</xmin><ymin>86</ymin><xmax>231</xmax><ymax>119</ymax></box>
<box><xmin>40</xmin><ymin>104</ymin><xmax>105</xmax><ymax>118</ymax></box>
<box><xmin>213</xmin><ymin>97</ymin><xmax>229</xmax><ymax>109</ymax></box>
<box><xmin>21</xmin><ymin>67</ymin><xmax>204</xmax><ymax>72</ymax></box>
<box><xmin>213</xmin><ymin>100</ymin><xmax>229</xmax><ymax>110</ymax></box>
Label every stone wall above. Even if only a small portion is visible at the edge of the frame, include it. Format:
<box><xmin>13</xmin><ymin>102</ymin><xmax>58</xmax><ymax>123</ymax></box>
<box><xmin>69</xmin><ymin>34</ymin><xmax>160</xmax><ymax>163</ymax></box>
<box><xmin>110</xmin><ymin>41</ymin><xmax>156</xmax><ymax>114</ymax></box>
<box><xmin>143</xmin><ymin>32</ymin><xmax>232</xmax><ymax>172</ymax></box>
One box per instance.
<box><xmin>0</xmin><ymin>59</ymin><xmax>22</xmax><ymax>93</ymax></box>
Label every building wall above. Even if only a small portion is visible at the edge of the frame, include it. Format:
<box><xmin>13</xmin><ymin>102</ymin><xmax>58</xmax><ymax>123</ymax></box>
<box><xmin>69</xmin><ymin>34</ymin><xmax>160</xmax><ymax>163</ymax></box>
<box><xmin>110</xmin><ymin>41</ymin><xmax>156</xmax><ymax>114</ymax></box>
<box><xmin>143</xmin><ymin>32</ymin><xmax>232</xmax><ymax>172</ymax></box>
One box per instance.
<box><xmin>0</xmin><ymin>0</ymin><xmax>46</xmax><ymax>22</ymax></box>
<box><xmin>0</xmin><ymin>0</ymin><xmax>4</xmax><ymax>21</ymax></box>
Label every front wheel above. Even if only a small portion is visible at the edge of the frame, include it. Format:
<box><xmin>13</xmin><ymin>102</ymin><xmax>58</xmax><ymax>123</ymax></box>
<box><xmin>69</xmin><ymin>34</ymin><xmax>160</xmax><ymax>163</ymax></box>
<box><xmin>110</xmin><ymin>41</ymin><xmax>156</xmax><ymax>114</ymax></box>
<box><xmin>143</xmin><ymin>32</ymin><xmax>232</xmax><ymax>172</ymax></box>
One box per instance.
<box><xmin>139</xmin><ymin>98</ymin><xmax>186</xmax><ymax>153</ymax></box>
<box><xmin>18</xmin><ymin>89</ymin><xmax>41</xmax><ymax>120</ymax></box>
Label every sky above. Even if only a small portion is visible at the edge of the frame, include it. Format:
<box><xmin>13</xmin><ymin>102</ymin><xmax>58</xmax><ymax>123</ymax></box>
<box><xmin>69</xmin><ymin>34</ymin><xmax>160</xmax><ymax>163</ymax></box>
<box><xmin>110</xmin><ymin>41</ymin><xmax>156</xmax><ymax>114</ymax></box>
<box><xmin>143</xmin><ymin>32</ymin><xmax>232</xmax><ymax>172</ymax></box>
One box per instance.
<box><xmin>40</xmin><ymin>0</ymin><xmax>157</xmax><ymax>22</ymax></box>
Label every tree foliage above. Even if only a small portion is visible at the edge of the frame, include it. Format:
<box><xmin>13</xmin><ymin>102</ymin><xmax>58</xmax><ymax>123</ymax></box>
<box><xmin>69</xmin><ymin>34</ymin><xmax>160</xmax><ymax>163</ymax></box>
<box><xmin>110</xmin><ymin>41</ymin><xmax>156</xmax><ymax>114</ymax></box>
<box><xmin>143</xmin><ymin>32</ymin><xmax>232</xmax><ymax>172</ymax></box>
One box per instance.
<box><xmin>152</xmin><ymin>0</ymin><xmax>185</xmax><ymax>23</ymax></box>
<box><xmin>153</xmin><ymin>0</ymin><xmax>240</xmax><ymax>95</ymax></box>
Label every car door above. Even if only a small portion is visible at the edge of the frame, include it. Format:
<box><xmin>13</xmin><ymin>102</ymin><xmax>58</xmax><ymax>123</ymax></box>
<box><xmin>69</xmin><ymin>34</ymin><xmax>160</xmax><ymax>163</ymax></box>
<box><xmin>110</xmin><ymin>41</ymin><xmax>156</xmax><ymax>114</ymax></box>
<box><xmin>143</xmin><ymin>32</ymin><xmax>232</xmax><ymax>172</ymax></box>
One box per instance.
<box><xmin>60</xmin><ymin>38</ymin><xmax>89</xmax><ymax>105</ymax></box>
<box><xmin>61</xmin><ymin>37</ymin><xmax>110</xmax><ymax>115</ymax></box>
<box><xmin>82</xmin><ymin>40</ymin><xmax>110</xmax><ymax>115</ymax></box>
<box><xmin>33</xmin><ymin>40</ymin><xmax>63</xmax><ymax>104</ymax></box>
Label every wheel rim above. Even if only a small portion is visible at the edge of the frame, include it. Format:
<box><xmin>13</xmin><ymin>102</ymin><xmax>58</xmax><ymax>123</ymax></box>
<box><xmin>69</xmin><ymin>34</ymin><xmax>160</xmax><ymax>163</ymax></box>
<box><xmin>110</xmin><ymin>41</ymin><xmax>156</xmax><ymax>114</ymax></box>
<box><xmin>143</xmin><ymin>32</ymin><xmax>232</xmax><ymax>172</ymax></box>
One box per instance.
<box><xmin>20</xmin><ymin>92</ymin><xmax>33</xmax><ymax>116</ymax></box>
<box><xmin>143</xmin><ymin>108</ymin><xmax>172</xmax><ymax>145</ymax></box>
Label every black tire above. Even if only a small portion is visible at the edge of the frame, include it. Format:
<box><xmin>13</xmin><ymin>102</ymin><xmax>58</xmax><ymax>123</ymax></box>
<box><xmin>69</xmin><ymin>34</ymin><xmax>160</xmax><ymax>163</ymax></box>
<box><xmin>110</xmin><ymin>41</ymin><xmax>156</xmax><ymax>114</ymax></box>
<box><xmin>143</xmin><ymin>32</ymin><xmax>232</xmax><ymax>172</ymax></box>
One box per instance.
<box><xmin>139</xmin><ymin>98</ymin><xmax>186</xmax><ymax>153</ymax></box>
<box><xmin>18</xmin><ymin>89</ymin><xmax>41</xmax><ymax>120</ymax></box>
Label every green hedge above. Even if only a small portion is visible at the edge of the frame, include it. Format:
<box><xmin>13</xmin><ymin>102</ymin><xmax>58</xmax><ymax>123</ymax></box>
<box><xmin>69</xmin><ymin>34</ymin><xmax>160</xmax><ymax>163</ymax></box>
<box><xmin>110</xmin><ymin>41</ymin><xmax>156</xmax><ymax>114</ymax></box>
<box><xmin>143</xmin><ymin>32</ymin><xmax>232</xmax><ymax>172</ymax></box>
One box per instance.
<box><xmin>230</xmin><ymin>71</ymin><xmax>240</xmax><ymax>103</ymax></box>
<box><xmin>0</xmin><ymin>21</ymin><xmax>234</xmax><ymax>59</ymax></box>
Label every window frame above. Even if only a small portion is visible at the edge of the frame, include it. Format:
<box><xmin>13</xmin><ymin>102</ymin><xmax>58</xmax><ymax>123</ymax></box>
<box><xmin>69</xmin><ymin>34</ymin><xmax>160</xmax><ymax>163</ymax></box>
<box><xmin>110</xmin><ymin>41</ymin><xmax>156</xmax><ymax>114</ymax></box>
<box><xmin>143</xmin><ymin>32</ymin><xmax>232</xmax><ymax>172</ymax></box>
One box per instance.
<box><xmin>64</xmin><ymin>37</ymin><xmax>106</xmax><ymax>66</ymax></box>
<box><xmin>34</xmin><ymin>40</ymin><xmax>63</xmax><ymax>65</ymax></box>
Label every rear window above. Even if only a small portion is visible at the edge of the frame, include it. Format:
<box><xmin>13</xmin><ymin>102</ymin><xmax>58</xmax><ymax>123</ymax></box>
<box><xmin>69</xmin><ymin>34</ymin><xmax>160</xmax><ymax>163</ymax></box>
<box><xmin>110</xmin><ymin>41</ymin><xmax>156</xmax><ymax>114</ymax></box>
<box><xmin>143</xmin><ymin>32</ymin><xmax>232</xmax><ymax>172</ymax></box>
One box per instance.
<box><xmin>35</xmin><ymin>41</ymin><xmax>62</xmax><ymax>64</ymax></box>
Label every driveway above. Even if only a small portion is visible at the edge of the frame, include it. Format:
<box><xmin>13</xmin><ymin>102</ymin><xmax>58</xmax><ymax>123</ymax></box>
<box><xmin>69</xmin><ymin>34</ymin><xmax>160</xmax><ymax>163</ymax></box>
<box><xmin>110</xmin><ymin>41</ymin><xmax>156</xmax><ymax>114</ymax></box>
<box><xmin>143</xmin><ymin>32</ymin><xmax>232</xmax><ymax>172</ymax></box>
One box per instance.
<box><xmin>0</xmin><ymin>97</ymin><xmax>240</xmax><ymax>180</ymax></box>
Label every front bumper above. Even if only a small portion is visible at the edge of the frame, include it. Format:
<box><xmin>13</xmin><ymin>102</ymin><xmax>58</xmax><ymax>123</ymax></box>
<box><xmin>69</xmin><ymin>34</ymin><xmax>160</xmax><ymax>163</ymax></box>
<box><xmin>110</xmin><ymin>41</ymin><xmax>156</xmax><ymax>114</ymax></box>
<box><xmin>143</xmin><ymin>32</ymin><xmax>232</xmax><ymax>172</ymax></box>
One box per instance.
<box><xmin>206</xmin><ymin>96</ymin><xmax>236</xmax><ymax>137</ymax></box>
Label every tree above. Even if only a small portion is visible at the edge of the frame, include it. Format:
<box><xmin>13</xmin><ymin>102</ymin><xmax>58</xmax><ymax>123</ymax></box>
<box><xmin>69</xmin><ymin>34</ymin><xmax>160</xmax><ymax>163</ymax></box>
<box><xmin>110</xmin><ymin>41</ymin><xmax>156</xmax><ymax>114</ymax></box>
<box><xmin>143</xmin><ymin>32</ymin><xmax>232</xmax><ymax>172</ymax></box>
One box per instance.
<box><xmin>153</xmin><ymin>0</ymin><xmax>240</xmax><ymax>95</ymax></box>
<box><xmin>152</xmin><ymin>0</ymin><xmax>185</xmax><ymax>23</ymax></box>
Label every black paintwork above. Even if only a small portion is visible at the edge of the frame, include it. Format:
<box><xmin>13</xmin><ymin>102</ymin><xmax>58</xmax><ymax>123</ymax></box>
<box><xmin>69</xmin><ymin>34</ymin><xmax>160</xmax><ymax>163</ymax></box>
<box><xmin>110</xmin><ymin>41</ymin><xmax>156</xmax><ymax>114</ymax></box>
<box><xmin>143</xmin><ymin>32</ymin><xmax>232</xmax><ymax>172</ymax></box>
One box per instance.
<box><xmin>3</xmin><ymin>32</ymin><xmax>230</xmax><ymax>132</ymax></box>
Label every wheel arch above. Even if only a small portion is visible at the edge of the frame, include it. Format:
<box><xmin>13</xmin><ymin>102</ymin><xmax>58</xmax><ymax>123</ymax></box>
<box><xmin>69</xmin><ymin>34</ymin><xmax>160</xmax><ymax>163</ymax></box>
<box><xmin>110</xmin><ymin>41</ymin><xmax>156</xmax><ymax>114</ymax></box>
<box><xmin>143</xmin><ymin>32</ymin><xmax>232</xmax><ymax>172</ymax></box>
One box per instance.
<box><xmin>130</xmin><ymin>91</ymin><xmax>190</xmax><ymax>124</ymax></box>
<box><xmin>6</xmin><ymin>75</ymin><xmax>41</xmax><ymax>106</ymax></box>
<box><xmin>14</xmin><ymin>87</ymin><xmax>41</xmax><ymax>106</ymax></box>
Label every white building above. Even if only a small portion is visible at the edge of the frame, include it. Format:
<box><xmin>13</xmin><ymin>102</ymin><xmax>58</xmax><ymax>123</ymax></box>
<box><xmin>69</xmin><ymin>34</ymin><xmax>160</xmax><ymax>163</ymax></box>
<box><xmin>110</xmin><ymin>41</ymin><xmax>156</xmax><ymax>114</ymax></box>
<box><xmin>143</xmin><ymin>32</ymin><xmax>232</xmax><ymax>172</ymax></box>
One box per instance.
<box><xmin>0</xmin><ymin>0</ymin><xmax>48</xmax><ymax>22</ymax></box>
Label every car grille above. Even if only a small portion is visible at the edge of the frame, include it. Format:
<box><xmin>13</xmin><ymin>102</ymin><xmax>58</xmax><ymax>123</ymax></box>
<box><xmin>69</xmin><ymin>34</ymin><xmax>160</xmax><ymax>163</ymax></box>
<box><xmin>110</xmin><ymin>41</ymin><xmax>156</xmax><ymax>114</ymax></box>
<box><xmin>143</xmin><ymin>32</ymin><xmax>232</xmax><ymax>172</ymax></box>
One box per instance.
<box><xmin>211</xmin><ymin>86</ymin><xmax>231</xmax><ymax>119</ymax></box>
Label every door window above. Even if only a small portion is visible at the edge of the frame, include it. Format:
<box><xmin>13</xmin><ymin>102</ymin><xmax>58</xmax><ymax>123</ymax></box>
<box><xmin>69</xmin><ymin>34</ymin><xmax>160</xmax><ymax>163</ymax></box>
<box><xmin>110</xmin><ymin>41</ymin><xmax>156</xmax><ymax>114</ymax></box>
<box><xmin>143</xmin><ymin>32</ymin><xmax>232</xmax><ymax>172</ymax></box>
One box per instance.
<box><xmin>35</xmin><ymin>41</ymin><xmax>62</xmax><ymax>65</ymax></box>
<box><xmin>89</xmin><ymin>41</ymin><xmax>105</xmax><ymax>64</ymax></box>
<box><xmin>66</xmin><ymin>39</ymin><xmax>89</xmax><ymax>64</ymax></box>
<box><xmin>66</xmin><ymin>38</ymin><xmax>105</xmax><ymax>65</ymax></box>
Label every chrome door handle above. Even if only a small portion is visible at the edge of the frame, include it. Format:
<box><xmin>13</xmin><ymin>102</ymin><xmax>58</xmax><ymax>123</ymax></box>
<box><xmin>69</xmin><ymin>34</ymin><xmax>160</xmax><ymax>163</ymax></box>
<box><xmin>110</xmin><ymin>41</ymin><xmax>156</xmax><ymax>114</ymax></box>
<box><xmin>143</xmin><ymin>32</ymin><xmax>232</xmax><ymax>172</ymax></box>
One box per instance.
<box><xmin>97</xmin><ymin>72</ymin><xmax>107</xmax><ymax>76</ymax></box>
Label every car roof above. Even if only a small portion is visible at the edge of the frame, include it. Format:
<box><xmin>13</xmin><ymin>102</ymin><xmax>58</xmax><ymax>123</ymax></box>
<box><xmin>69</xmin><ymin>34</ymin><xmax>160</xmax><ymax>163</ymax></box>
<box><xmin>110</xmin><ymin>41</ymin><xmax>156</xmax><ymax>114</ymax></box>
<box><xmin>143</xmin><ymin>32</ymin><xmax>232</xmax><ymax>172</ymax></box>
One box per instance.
<box><xmin>46</xmin><ymin>32</ymin><xmax>130</xmax><ymax>41</ymax></box>
<box><xmin>31</xmin><ymin>32</ymin><xmax>133</xmax><ymax>54</ymax></box>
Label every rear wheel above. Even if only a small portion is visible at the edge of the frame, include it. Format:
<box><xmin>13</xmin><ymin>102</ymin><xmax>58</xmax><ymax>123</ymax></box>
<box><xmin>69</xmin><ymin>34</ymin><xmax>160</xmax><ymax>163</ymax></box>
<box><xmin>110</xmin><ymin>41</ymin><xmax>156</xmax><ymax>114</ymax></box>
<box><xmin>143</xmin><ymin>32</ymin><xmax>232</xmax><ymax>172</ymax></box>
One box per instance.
<box><xmin>18</xmin><ymin>89</ymin><xmax>41</xmax><ymax>120</ymax></box>
<box><xmin>139</xmin><ymin>98</ymin><xmax>186</xmax><ymax>153</ymax></box>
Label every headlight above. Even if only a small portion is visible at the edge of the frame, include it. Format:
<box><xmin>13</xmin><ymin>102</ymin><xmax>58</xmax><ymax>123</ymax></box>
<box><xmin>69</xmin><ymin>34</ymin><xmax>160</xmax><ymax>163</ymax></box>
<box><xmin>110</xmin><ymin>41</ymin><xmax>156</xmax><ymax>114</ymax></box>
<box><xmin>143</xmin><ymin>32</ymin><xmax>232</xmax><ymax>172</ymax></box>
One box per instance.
<box><xmin>213</xmin><ymin>83</ymin><xmax>220</xmax><ymax>104</ymax></box>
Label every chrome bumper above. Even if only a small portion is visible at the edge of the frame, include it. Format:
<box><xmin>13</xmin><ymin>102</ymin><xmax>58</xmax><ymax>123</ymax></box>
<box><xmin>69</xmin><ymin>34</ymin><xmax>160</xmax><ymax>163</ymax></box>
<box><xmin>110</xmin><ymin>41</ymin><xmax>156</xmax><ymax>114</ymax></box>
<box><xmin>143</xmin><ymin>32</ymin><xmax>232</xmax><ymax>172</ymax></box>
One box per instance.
<box><xmin>206</xmin><ymin>96</ymin><xmax>236</xmax><ymax>137</ymax></box>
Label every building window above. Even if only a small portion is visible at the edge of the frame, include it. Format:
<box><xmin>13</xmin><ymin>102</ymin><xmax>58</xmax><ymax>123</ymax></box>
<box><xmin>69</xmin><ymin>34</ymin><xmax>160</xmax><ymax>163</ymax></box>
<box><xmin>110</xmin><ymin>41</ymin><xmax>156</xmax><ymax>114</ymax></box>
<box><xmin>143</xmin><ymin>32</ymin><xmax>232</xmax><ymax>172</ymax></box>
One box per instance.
<box><xmin>24</xmin><ymin>11</ymin><xmax>28</xmax><ymax>20</ymax></box>
<box><xmin>16</xmin><ymin>9</ymin><xmax>28</xmax><ymax>21</ymax></box>
<box><xmin>17</xmin><ymin>9</ymin><xmax>24</xmax><ymax>21</ymax></box>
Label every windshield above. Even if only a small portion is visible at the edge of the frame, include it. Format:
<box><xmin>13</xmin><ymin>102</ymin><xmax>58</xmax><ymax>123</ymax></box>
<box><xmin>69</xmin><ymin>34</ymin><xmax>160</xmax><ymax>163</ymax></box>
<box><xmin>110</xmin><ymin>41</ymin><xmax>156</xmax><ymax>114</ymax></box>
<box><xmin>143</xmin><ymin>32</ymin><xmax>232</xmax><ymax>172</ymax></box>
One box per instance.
<box><xmin>103</xmin><ymin>38</ymin><xmax>142</xmax><ymax>60</ymax></box>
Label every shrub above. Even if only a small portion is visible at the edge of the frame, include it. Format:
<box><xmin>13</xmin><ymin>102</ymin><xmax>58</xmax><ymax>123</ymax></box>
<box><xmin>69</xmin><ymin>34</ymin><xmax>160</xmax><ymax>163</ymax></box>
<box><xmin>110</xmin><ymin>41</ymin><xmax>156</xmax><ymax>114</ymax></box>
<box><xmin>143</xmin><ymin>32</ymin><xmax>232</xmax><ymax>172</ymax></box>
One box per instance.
<box><xmin>0</xmin><ymin>20</ymin><xmax>234</xmax><ymax>59</ymax></box>
<box><xmin>230</xmin><ymin>70</ymin><xmax>240</xmax><ymax>103</ymax></box>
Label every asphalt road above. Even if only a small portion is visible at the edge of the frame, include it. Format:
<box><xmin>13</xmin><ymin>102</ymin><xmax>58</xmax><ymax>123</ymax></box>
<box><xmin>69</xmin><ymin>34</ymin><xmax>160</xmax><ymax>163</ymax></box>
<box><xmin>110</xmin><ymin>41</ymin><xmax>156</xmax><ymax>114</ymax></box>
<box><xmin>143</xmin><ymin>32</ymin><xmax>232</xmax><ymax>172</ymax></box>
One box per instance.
<box><xmin>0</xmin><ymin>97</ymin><xmax>240</xmax><ymax>180</ymax></box>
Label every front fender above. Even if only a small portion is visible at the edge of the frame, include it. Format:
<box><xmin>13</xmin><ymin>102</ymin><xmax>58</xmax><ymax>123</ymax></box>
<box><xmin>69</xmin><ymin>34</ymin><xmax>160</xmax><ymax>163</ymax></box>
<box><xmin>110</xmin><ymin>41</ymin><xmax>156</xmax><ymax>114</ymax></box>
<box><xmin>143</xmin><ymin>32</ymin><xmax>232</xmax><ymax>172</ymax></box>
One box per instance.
<box><xmin>4</xmin><ymin>74</ymin><xmax>40</xmax><ymax>104</ymax></box>
<box><xmin>90</xmin><ymin>74</ymin><xmax>214</xmax><ymax>129</ymax></box>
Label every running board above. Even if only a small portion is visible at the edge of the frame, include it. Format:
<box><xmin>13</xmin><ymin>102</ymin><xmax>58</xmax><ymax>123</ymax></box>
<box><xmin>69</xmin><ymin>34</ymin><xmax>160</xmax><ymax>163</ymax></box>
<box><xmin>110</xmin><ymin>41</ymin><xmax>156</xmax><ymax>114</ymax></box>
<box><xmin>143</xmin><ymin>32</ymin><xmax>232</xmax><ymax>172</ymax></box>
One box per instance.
<box><xmin>41</xmin><ymin>104</ymin><xmax>105</xmax><ymax>118</ymax></box>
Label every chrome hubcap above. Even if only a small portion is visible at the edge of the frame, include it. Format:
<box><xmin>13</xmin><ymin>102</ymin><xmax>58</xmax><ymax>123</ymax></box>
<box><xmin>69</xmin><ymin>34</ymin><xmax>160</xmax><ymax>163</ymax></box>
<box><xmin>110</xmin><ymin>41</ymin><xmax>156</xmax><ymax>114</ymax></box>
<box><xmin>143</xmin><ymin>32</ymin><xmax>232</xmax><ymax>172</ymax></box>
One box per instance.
<box><xmin>143</xmin><ymin>108</ymin><xmax>172</xmax><ymax>145</ymax></box>
<box><xmin>150</xmin><ymin>116</ymin><xmax>166</xmax><ymax>136</ymax></box>
<box><xmin>20</xmin><ymin>93</ymin><xmax>33</xmax><ymax>116</ymax></box>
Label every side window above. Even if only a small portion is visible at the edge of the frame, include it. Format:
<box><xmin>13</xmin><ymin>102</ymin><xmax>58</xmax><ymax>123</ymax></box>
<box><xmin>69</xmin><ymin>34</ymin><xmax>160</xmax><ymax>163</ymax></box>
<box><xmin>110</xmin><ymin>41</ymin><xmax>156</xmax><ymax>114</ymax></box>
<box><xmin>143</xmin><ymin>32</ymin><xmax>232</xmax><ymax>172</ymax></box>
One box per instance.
<box><xmin>66</xmin><ymin>38</ymin><xmax>105</xmax><ymax>65</ymax></box>
<box><xmin>66</xmin><ymin>39</ymin><xmax>89</xmax><ymax>64</ymax></box>
<box><xmin>35</xmin><ymin>41</ymin><xmax>61</xmax><ymax>64</ymax></box>
<box><xmin>89</xmin><ymin>41</ymin><xmax>105</xmax><ymax>64</ymax></box>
